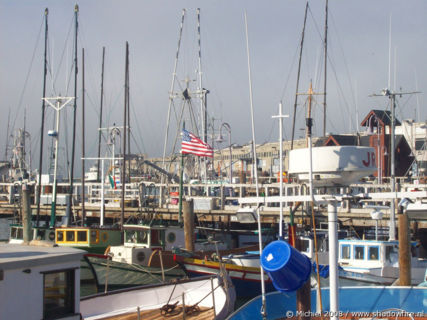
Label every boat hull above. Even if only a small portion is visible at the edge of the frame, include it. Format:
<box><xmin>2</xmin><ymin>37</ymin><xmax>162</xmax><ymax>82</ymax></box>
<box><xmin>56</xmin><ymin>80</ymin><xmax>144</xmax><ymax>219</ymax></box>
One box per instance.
<box><xmin>228</xmin><ymin>287</ymin><xmax>427</xmax><ymax>320</ymax></box>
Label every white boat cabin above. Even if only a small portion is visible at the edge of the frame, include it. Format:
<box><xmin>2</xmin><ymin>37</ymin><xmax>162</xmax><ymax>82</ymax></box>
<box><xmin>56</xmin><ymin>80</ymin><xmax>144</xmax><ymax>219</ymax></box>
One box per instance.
<box><xmin>9</xmin><ymin>224</ymin><xmax>55</xmax><ymax>244</ymax></box>
<box><xmin>338</xmin><ymin>239</ymin><xmax>399</xmax><ymax>268</ymax></box>
<box><xmin>109</xmin><ymin>224</ymin><xmax>229</xmax><ymax>266</ymax></box>
<box><xmin>338</xmin><ymin>238</ymin><xmax>427</xmax><ymax>285</ymax></box>
<box><xmin>0</xmin><ymin>243</ymin><xmax>85</xmax><ymax>319</ymax></box>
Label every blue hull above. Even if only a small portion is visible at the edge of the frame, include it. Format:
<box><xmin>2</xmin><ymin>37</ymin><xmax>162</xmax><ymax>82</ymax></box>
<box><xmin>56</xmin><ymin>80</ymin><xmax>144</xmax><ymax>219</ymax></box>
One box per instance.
<box><xmin>228</xmin><ymin>287</ymin><xmax>427</xmax><ymax>320</ymax></box>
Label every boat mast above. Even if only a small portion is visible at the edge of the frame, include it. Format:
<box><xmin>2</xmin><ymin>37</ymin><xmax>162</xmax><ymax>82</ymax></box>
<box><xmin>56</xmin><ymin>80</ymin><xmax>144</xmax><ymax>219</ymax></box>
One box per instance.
<box><xmin>68</xmin><ymin>4</ymin><xmax>79</xmax><ymax>224</ymax></box>
<box><xmin>290</xmin><ymin>2</ymin><xmax>309</xmax><ymax>150</ymax></box>
<box><xmin>323</xmin><ymin>0</ymin><xmax>328</xmax><ymax>136</ymax></box>
<box><xmin>81</xmin><ymin>48</ymin><xmax>86</xmax><ymax>225</ymax></box>
<box><xmin>370</xmin><ymin>89</ymin><xmax>420</xmax><ymax>240</ymax></box>
<box><xmin>36</xmin><ymin>8</ymin><xmax>49</xmax><ymax>227</ymax></box>
<box><xmin>196</xmin><ymin>8</ymin><xmax>208</xmax><ymax>182</ymax></box>
<box><xmin>162</xmin><ymin>9</ymin><xmax>186</xmax><ymax>180</ymax></box>
<box><xmin>97</xmin><ymin>47</ymin><xmax>105</xmax><ymax>182</ymax></box>
<box><xmin>121</xmin><ymin>41</ymin><xmax>129</xmax><ymax>232</ymax></box>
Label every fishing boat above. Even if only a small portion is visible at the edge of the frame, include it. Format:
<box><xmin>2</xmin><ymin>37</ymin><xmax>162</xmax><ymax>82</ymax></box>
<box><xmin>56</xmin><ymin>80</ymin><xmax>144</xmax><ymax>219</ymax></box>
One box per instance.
<box><xmin>80</xmin><ymin>274</ymin><xmax>236</xmax><ymax>320</ymax></box>
<box><xmin>108</xmin><ymin>223</ymin><xmax>231</xmax><ymax>268</ymax></box>
<box><xmin>338</xmin><ymin>238</ymin><xmax>427</xmax><ymax>285</ymax></box>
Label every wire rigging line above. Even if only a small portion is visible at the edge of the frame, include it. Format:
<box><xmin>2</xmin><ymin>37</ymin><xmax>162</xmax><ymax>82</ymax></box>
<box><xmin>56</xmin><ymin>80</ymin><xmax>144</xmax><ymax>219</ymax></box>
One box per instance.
<box><xmin>51</xmin><ymin>15</ymin><xmax>75</xmax><ymax>96</ymax></box>
<box><xmin>10</xmin><ymin>18</ymin><xmax>44</xmax><ymax>136</ymax></box>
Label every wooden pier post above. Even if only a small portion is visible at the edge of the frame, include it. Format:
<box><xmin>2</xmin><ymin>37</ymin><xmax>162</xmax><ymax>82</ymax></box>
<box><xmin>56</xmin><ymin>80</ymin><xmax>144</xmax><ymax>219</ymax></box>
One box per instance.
<box><xmin>183</xmin><ymin>199</ymin><xmax>195</xmax><ymax>252</ymax></box>
<box><xmin>398</xmin><ymin>211</ymin><xmax>411</xmax><ymax>285</ymax></box>
<box><xmin>22</xmin><ymin>183</ymin><xmax>32</xmax><ymax>244</ymax></box>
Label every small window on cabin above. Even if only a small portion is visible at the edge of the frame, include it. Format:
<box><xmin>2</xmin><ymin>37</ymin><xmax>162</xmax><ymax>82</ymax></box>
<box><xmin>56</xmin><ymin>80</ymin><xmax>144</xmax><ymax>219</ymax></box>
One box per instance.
<box><xmin>77</xmin><ymin>231</ymin><xmax>87</xmax><ymax>242</ymax></box>
<box><xmin>354</xmin><ymin>246</ymin><xmax>365</xmax><ymax>260</ymax></box>
<box><xmin>300</xmin><ymin>239</ymin><xmax>310</xmax><ymax>253</ymax></box>
<box><xmin>16</xmin><ymin>227</ymin><xmax>23</xmax><ymax>240</ymax></box>
<box><xmin>137</xmin><ymin>231</ymin><xmax>148</xmax><ymax>244</ymax></box>
<box><xmin>368</xmin><ymin>246</ymin><xmax>379</xmax><ymax>260</ymax></box>
<box><xmin>151</xmin><ymin>229</ymin><xmax>161</xmax><ymax>246</ymax></box>
<box><xmin>37</xmin><ymin>229</ymin><xmax>46</xmax><ymax>240</ymax></box>
<box><xmin>386</xmin><ymin>245</ymin><xmax>398</xmax><ymax>263</ymax></box>
<box><xmin>66</xmin><ymin>231</ymin><xmax>75</xmax><ymax>242</ymax></box>
<box><xmin>90</xmin><ymin>230</ymin><xmax>98</xmax><ymax>243</ymax></box>
<box><xmin>10</xmin><ymin>227</ymin><xmax>17</xmax><ymax>239</ymax></box>
<box><xmin>43</xmin><ymin>269</ymin><xmax>75</xmax><ymax>319</ymax></box>
<box><xmin>57</xmin><ymin>231</ymin><xmax>64</xmax><ymax>242</ymax></box>
<box><xmin>341</xmin><ymin>245</ymin><xmax>351</xmax><ymax>259</ymax></box>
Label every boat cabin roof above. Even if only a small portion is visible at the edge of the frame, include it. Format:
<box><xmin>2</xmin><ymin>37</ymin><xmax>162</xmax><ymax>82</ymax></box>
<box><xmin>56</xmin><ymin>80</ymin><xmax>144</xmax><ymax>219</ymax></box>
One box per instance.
<box><xmin>0</xmin><ymin>243</ymin><xmax>85</xmax><ymax>271</ymax></box>
<box><xmin>339</xmin><ymin>239</ymin><xmax>399</xmax><ymax>246</ymax></box>
<box><xmin>123</xmin><ymin>224</ymin><xmax>167</xmax><ymax>231</ymax></box>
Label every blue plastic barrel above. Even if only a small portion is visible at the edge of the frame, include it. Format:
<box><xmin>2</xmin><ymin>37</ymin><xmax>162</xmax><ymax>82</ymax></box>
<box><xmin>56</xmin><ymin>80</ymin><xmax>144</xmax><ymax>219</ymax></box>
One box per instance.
<box><xmin>261</xmin><ymin>240</ymin><xmax>311</xmax><ymax>292</ymax></box>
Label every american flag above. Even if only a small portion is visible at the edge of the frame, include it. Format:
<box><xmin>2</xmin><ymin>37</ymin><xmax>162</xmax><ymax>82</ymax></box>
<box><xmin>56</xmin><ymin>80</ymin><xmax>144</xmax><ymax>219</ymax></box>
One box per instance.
<box><xmin>181</xmin><ymin>129</ymin><xmax>213</xmax><ymax>157</ymax></box>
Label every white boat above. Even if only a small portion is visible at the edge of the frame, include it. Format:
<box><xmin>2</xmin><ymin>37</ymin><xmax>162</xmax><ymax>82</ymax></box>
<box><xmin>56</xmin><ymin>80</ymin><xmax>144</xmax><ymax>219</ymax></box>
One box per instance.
<box><xmin>0</xmin><ymin>242</ymin><xmax>85</xmax><ymax>320</ymax></box>
<box><xmin>338</xmin><ymin>238</ymin><xmax>427</xmax><ymax>285</ymax></box>
<box><xmin>80</xmin><ymin>274</ymin><xmax>235</xmax><ymax>320</ymax></box>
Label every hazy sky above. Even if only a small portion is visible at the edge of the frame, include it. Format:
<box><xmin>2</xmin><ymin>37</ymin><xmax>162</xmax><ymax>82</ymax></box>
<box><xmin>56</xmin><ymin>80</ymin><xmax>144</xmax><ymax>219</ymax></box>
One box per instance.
<box><xmin>0</xmin><ymin>0</ymin><xmax>426</xmax><ymax>173</ymax></box>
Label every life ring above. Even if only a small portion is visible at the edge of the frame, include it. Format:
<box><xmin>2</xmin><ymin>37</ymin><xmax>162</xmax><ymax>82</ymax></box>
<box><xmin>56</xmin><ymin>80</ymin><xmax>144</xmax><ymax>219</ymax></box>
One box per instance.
<box><xmin>48</xmin><ymin>231</ymin><xmax>55</xmax><ymax>241</ymax></box>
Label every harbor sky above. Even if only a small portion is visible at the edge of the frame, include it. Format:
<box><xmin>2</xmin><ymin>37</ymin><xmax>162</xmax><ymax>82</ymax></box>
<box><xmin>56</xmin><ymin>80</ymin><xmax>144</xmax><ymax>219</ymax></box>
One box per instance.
<box><xmin>0</xmin><ymin>0</ymin><xmax>426</xmax><ymax>169</ymax></box>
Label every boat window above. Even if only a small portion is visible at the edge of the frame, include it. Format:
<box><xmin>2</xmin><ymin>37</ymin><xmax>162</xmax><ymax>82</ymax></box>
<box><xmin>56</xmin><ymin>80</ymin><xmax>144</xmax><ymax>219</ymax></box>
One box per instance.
<box><xmin>354</xmin><ymin>246</ymin><xmax>365</xmax><ymax>260</ymax></box>
<box><xmin>125</xmin><ymin>230</ymin><xmax>148</xmax><ymax>244</ymax></box>
<box><xmin>37</xmin><ymin>229</ymin><xmax>46</xmax><ymax>240</ymax></box>
<box><xmin>43</xmin><ymin>269</ymin><xmax>75</xmax><ymax>319</ymax></box>
<box><xmin>90</xmin><ymin>230</ymin><xmax>98</xmax><ymax>244</ymax></box>
<box><xmin>57</xmin><ymin>231</ymin><xmax>64</xmax><ymax>242</ymax></box>
<box><xmin>77</xmin><ymin>231</ymin><xmax>87</xmax><ymax>242</ymax></box>
<box><xmin>341</xmin><ymin>244</ymin><xmax>351</xmax><ymax>259</ymax></box>
<box><xmin>300</xmin><ymin>239</ymin><xmax>310</xmax><ymax>253</ymax></box>
<box><xmin>386</xmin><ymin>245</ymin><xmax>398</xmax><ymax>263</ymax></box>
<box><xmin>368</xmin><ymin>246</ymin><xmax>379</xmax><ymax>260</ymax></box>
<box><xmin>151</xmin><ymin>229</ymin><xmax>161</xmax><ymax>246</ymax></box>
<box><xmin>66</xmin><ymin>231</ymin><xmax>75</xmax><ymax>242</ymax></box>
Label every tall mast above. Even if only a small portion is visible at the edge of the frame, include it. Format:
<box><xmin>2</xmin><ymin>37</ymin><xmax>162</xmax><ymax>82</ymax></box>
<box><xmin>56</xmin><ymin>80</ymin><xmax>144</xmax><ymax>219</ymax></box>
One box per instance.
<box><xmin>323</xmin><ymin>0</ymin><xmax>328</xmax><ymax>136</ymax></box>
<box><xmin>36</xmin><ymin>8</ymin><xmax>49</xmax><ymax>226</ymax></box>
<box><xmin>68</xmin><ymin>4</ymin><xmax>79</xmax><ymax>224</ymax></box>
<box><xmin>127</xmin><ymin>53</ymin><xmax>131</xmax><ymax>179</ymax></box>
<box><xmin>97</xmin><ymin>47</ymin><xmax>105</xmax><ymax>181</ymax></box>
<box><xmin>81</xmin><ymin>48</ymin><xmax>86</xmax><ymax>225</ymax></box>
<box><xmin>121</xmin><ymin>41</ymin><xmax>129</xmax><ymax>231</ymax></box>
<box><xmin>162</xmin><ymin>9</ymin><xmax>186</xmax><ymax>178</ymax></box>
<box><xmin>196</xmin><ymin>8</ymin><xmax>208</xmax><ymax>181</ymax></box>
<box><xmin>290</xmin><ymin>2</ymin><xmax>309</xmax><ymax>150</ymax></box>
